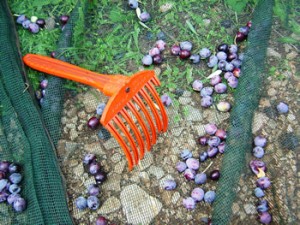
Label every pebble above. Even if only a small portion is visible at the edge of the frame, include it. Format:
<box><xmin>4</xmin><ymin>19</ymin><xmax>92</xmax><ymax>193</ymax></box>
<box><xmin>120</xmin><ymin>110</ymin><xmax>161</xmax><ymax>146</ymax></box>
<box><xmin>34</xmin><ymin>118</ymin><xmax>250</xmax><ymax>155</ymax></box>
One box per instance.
<box><xmin>267</xmin><ymin>47</ymin><xmax>282</xmax><ymax>59</ymax></box>
<box><xmin>286</xmin><ymin>51</ymin><xmax>298</xmax><ymax>60</ymax></box>
<box><xmin>98</xmin><ymin>197</ymin><xmax>121</xmax><ymax>214</ymax></box>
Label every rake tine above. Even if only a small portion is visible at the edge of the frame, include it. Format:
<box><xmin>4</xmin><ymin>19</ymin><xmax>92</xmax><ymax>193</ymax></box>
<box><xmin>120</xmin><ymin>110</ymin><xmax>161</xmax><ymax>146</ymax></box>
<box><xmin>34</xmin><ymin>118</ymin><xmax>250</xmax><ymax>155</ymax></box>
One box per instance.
<box><xmin>105</xmin><ymin>122</ymin><xmax>134</xmax><ymax>170</ymax></box>
<box><xmin>113</xmin><ymin>115</ymin><xmax>139</xmax><ymax>165</ymax></box>
<box><xmin>146</xmin><ymin>80</ymin><xmax>168</xmax><ymax>132</ymax></box>
<box><xmin>127</xmin><ymin>101</ymin><xmax>151</xmax><ymax>153</ymax></box>
<box><xmin>133</xmin><ymin>95</ymin><xmax>157</xmax><ymax>145</ymax></box>
<box><xmin>120</xmin><ymin>108</ymin><xmax>145</xmax><ymax>159</ymax></box>
<box><xmin>139</xmin><ymin>87</ymin><xmax>163</xmax><ymax>132</ymax></box>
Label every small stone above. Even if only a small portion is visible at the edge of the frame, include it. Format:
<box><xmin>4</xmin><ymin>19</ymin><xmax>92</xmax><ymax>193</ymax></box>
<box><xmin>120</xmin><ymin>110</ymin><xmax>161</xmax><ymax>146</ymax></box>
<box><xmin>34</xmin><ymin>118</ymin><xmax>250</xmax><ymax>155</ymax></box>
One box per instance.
<box><xmin>98</xmin><ymin>197</ymin><xmax>121</xmax><ymax>214</ymax></box>
<box><xmin>244</xmin><ymin>204</ymin><xmax>256</xmax><ymax>214</ymax></box>
<box><xmin>203</xmin><ymin>19</ymin><xmax>211</xmax><ymax>27</ymax></box>
<box><xmin>267</xmin><ymin>47</ymin><xmax>282</xmax><ymax>59</ymax></box>
<box><xmin>286</xmin><ymin>51</ymin><xmax>298</xmax><ymax>60</ymax></box>
<box><xmin>148</xmin><ymin>166</ymin><xmax>165</xmax><ymax>179</ymax></box>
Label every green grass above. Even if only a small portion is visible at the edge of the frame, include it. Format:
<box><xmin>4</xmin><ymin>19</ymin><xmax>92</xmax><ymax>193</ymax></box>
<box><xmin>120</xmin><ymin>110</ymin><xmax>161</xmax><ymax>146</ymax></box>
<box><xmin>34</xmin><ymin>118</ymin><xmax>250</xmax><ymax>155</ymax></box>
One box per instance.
<box><xmin>9</xmin><ymin>0</ymin><xmax>273</xmax><ymax>109</ymax></box>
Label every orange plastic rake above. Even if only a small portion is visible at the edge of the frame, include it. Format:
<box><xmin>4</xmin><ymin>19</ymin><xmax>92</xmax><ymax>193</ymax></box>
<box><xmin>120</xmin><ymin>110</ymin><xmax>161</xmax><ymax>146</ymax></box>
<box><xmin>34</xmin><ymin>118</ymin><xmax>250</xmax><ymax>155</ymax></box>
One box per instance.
<box><xmin>23</xmin><ymin>54</ymin><xmax>168</xmax><ymax>170</ymax></box>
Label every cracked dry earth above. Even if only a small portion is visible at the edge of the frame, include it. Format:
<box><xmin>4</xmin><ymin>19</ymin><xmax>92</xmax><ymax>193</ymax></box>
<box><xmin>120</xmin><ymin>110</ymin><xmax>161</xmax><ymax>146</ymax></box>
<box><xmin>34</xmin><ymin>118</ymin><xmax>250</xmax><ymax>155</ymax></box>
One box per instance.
<box><xmin>56</xmin><ymin>41</ymin><xmax>299</xmax><ymax>224</ymax></box>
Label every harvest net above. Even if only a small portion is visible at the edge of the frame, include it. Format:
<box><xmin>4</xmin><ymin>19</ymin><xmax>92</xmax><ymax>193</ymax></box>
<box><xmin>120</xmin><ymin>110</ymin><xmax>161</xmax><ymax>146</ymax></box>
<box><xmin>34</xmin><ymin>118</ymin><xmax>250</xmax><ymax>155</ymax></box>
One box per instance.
<box><xmin>1</xmin><ymin>0</ymin><xmax>299</xmax><ymax>224</ymax></box>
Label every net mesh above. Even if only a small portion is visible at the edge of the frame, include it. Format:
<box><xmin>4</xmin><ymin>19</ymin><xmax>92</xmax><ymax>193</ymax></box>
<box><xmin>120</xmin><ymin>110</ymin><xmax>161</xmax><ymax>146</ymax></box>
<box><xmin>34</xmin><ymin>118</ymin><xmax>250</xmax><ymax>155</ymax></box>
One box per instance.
<box><xmin>1</xmin><ymin>0</ymin><xmax>300</xmax><ymax>224</ymax></box>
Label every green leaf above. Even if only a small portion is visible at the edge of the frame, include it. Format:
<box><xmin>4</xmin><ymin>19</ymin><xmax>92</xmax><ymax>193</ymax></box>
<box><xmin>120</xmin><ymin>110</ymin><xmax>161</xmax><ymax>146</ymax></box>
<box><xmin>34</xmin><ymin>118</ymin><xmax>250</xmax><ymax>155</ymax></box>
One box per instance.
<box><xmin>186</xmin><ymin>20</ymin><xmax>198</xmax><ymax>35</ymax></box>
<box><xmin>108</xmin><ymin>9</ymin><xmax>128</xmax><ymax>23</ymax></box>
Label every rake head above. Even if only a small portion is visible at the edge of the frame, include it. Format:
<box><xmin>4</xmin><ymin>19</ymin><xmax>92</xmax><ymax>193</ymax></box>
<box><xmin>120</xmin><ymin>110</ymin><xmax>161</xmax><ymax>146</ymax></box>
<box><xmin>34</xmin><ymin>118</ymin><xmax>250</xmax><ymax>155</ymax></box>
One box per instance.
<box><xmin>101</xmin><ymin>70</ymin><xmax>168</xmax><ymax>170</ymax></box>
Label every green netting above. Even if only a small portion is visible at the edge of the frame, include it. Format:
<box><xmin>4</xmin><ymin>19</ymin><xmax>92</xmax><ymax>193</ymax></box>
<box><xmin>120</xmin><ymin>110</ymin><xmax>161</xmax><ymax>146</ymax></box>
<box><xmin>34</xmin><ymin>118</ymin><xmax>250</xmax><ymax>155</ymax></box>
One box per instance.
<box><xmin>211</xmin><ymin>0</ymin><xmax>275</xmax><ymax>224</ymax></box>
<box><xmin>0</xmin><ymin>0</ymin><xmax>85</xmax><ymax>224</ymax></box>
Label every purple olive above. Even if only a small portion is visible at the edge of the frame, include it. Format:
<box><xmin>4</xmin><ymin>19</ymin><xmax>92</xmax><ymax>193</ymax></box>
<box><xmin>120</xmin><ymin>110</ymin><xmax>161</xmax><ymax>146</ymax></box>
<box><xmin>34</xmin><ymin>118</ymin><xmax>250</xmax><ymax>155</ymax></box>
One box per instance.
<box><xmin>88</xmin><ymin>184</ymin><xmax>100</xmax><ymax>196</ymax></box>
<box><xmin>184</xmin><ymin>168</ymin><xmax>196</xmax><ymax>180</ymax></box>
<box><xmin>180</xmin><ymin>41</ymin><xmax>193</xmax><ymax>51</ymax></box>
<box><xmin>9</xmin><ymin>184</ymin><xmax>21</xmax><ymax>194</ymax></box>
<box><xmin>258</xmin><ymin>212</ymin><xmax>272</xmax><ymax>224</ymax></box>
<box><xmin>170</xmin><ymin>45</ymin><xmax>181</xmax><ymax>55</ymax></box>
<box><xmin>16</xmin><ymin>15</ymin><xmax>27</xmax><ymax>24</ymax></box>
<box><xmin>189</xmin><ymin>54</ymin><xmax>200</xmax><ymax>64</ymax></box>
<box><xmin>142</xmin><ymin>54</ymin><xmax>153</xmax><ymax>66</ymax></box>
<box><xmin>253</xmin><ymin>146</ymin><xmax>265</xmax><ymax>158</ymax></box>
<box><xmin>201</xmin><ymin>96</ymin><xmax>213</xmax><ymax>108</ymax></box>
<box><xmin>186</xmin><ymin>158</ymin><xmax>200</xmax><ymax>170</ymax></box>
<box><xmin>22</xmin><ymin>19</ymin><xmax>31</xmax><ymax>29</ymax></box>
<box><xmin>208</xmin><ymin>136</ymin><xmax>221</xmax><ymax>147</ymax></box>
<box><xmin>191</xmin><ymin>187</ymin><xmax>204</xmax><ymax>201</ymax></box>
<box><xmin>0</xmin><ymin>161</ymin><xmax>10</xmax><ymax>172</ymax></box>
<box><xmin>176</xmin><ymin>161</ymin><xmax>187</xmax><ymax>173</ymax></box>
<box><xmin>87</xmin><ymin>196</ymin><xmax>100</xmax><ymax>210</ymax></box>
<box><xmin>13</xmin><ymin>197</ymin><xmax>26</xmax><ymax>212</ymax></box>
<box><xmin>179</xmin><ymin>50</ymin><xmax>191</xmax><ymax>59</ymax></box>
<box><xmin>225</xmin><ymin>63</ymin><xmax>234</xmax><ymax>72</ymax></box>
<box><xmin>233</xmin><ymin>68</ymin><xmax>241</xmax><ymax>78</ymax></box>
<box><xmin>50</xmin><ymin>51</ymin><xmax>56</xmax><ymax>58</ymax></box>
<box><xmin>155</xmin><ymin>40</ymin><xmax>166</xmax><ymax>51</ymax></box>
<box><xmin>214</xmin><ymin>83</ymin><xmax>227</xmax><ymax>94</ymax></box>
<box><xmin>139</xmin><ymin>12</ymin><xmax>151</xmax><ymax>23</ymax></box>
<box><xmin>40</xmin><ymin>79</ymin><xmax>48</xmax><ymax>89</ymax></box>
<box><xmin>0</xmin><ymin>179</ymin><xmax>8</xmax><ymax>192</ymax></box>
<box><xmin>209</xmin><ymin>170</ymin><xmax>220</xmax><ymax>180</ymax></box>
<box><xmin>204</xmin><ymin>124</ymin><xmax>218</xmax><ymax>135</ymax></box>
<box><xmin>204</xmin><ymin>191</ymin><xmax>216</xmax><ymax>203</ymax></box>
<box><xmin>153</xmin><ymin>54</ymin><xmax>163</xmax><ymax>64</ymax></box>
<box><xmin>276</xmin><ymin>102</ymin><xmax>289</xmax><ymax>114</ymax></box>
<box><xmin>216</xmin><ymin>101</ymin><xmax>231</xmax><ymax>112</ymax></box>
<box><xmin>198</xmin><ymin>136</ymin><xmax>208</xmax><ymax>146</ymax></box>
<box><xmin>149</xmin><ymin>47</ymin><xmax>160</xmax><ymax>57</ymax></box>
<box><xmin>128</xmin><ymin>0</ymin><xmax>138</xmax><ymax>9</ymax></box>
<box><xmin>231</xmin><ymin>59</ymin><xmax>242</xmax><ymax>68</ymax></box>
<box><xmin>235</xmin><ymin>32</ymin><xmax>247</xmax><ymax>42</ymax></box>
<box><xmin>194</xmin><ymin>173</ymin><xmax>207</xmax><ymax>184</ymax></box>
<box><xmin>8</xmin><ymin>163</ymin><xmax>20</xmax><ymax>173</ymax></box>
<box><xmin>218</xmin><ymin>60</ymin><xmax>227</xmax><ymax>70</ymax></box>
<box><xmin>9</xmin><ymin>173</ymin><xmax>22</xmax><ymax>184</ymax></box>
<box><xmin>227</xmin><ymin>76</ymin><xmax>238</xmax><ymax>88</ymax></box>
<box><xmin>36</xmin><ymin>18</ymin><xmax>46</xmax><ymax>28</ymax></box>
<box><xmin>215</xmin><ymin>129</ymin><xmax>227</xmax><ymax>140</ymax></box>
<box><xmin>94</xmin><ymin>171</ymin><xmax>107</xmax><ymax>184</ymax></box>
<box><xmin>192</xmin><ymin>79</ymin><xmax>203</xmax><ymax>91</ymax></box>
<box><xmin>28</xmin><ymin>22</ymin><xmax>40</xmax><ymax>33</ymax></box>
<box><xmin>199</xmin><ymin>152</ymin><xmax>208</xmax><ymax>162</ymax></box>
<box><xmin>217</xmin><ymin>43</ymin><xmax>229</xmax><ymax>52</ymax></box>
<box><xmin>180</xmin><ymin>149</ymin><xmax>192</xmax><ymax>160</ymax></box>
<box><xmin>200</xmin><ymin>87</ymin><xmax>214</xmax><ymax>97</ymax></box>
<box><xmin>89</xmin><ymin>161</ymin><xmax>101</xmax><ymax>175</ymax></box>
<box><xmin>199</xmin><ymin>48</ymin><xmax>211</xmax><ymax>59</ymax></box>
<box><xmin>83</xmin><ymin>153</ymin><xmax>96</xmax><ymax>165</ymax></box>
<box><xmin>256</xmin><ymin>177</ymin><xmax>271</xmax><ymax>189</ymax></box>
<box><xmin>228</xmin><ymin>44</ymin><xmax>238</xmax><ymax>54</ymax></box>
<box><xmin>216</xmin><ymin>51</ymin><xmax>227</xmax><ymax>61</ymax></box>
<box><xmin>207</xmin><ymin>55</ymin><xmax>218</xmax><ymax>67</ymax></box>
<box><xmin>210</xmin><ymin>75</ymin><xmax>222</xmax><ymax>86</ymax></box>
<box><xmin>247</xmin><ymin>21</ymin><xmax>252</xmax><ymax>28</ymax></box>
<box><xmin>182</xmin><ymin>197</ymin><xmax>196</xmax><ymax>210</ymax></box>
<box><xmin>224</xmin><ymin>72</ymin><xmax>233</xmax><ymax>80</ymax></box>
<box><xmin>207</xmin><ymin>147</ymin><xmax>218</xmax><ymax>158</ymax></box>
<box><xmin>160</xmin><ymin>94</ymin><xmax>172</xmax><ymax>107</ymax></box>
<box><xmin>227</xmin><ymin>53</ymin><xmax>237</xmax><ymax>61</ymax></box>
<box><xmin>59</xmin><ymin>15</ymin><xmax>69</xmax><ymax>25</ymax></box>
<box><xmin>254</xmin><ymin>135</ymin><xmax>267</xmax><ymax>147</ymax></box>
<box><xmin>218</xmin><ymin>142</ymin><xmax>226</xmax><ymax>153</ymax></box>
<box><xmin>96</xmin><ymin>216</ymin><xmax>108</xmax><ymax>225</ymax></box>
<box><xmin>239</xmin><ymin>26</ymin><xmax>250</xmax><ymax>35</ymax></box>
<box><xmin>0</xmin><ymin>171</ymin><xmax>6</xmax><ymax>179</ymax></box>
<box><xmin>7</xmin><ymin>193</ymin><xmax>21</xmax><ymax>205</ymax></box>
<box><xmin>0</xmin><ymin>191</ymin><xmax>9</xmax><ymax>203</ymax></box>
<box><xmin>257</xmin><ymin>200</ymin><xmax>269</xmax><ymax>212</ymax></box>
<box><xmin>162</xmin><ymin>179</ymin><xmax>177</xmax><ymax>190</ymax></box>
<box><xmin>75</xmin><ymin>196</ymin><xmax>87</xmax><ymax>210</ymax></box>
<box><xmin>250</xmin><ymin>160</ymin><xmax>267</xmax><ymax>175</ymax></box>
<box><xmin>87</xmin><ymin>117</ymin><xmax>99</xmax><ymax>130</ymax></box>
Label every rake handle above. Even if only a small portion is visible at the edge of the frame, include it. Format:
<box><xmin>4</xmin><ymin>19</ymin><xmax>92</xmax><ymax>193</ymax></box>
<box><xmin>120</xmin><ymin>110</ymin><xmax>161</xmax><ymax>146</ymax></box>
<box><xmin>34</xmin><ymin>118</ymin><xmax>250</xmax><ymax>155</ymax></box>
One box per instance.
<box><xmin>23</xmin><ymin>54</ymin><xmax>128</xmax><ymax>96</ymax></box>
